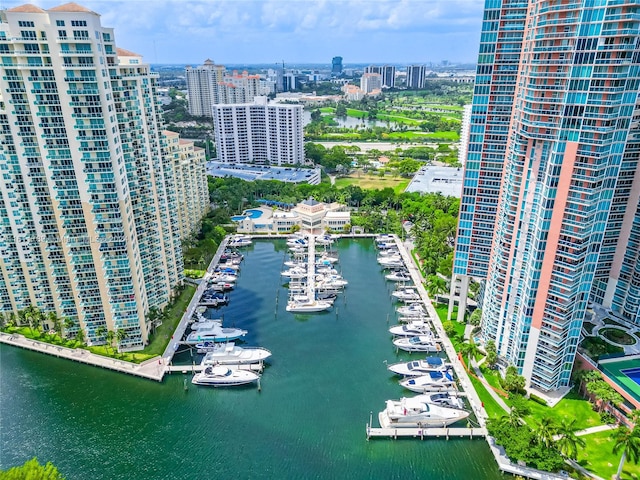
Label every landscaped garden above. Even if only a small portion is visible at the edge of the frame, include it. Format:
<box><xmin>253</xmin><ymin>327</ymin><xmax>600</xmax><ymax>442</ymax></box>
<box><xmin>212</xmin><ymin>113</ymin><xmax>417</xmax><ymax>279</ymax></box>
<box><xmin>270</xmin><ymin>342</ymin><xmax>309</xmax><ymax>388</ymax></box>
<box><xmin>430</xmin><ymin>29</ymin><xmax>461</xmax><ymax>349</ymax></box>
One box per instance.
<box><xmin>601</xmin><ymin>327</ymin><xmax>636</xmax><ymax>345</ymax></box>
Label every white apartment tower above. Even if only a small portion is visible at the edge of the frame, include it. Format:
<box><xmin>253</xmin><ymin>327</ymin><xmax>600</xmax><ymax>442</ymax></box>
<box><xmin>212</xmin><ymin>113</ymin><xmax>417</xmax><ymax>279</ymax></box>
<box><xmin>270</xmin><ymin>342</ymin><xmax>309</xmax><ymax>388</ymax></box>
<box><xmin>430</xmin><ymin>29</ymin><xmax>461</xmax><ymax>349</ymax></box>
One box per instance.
<box><xmin>163</xmin><ymin>131</ymin><xmax>210</xmax><ymax>240</ymax></box>
<box><xmin>0</xmin><ymin>3</ymin><xmax>184</xmax><ymax>349</ymax></box>
<box><xmin>185</xmin><ymin>59</ymin><xmax>225</xmax><ymax>117</ymax></box>
<box><xmin>213</xmin><ymin>98</ymin><xmax>304</xmax><ymax>166</ymax></box>
<box><xmin>360</xmin><ymin>73</ymin><xmax>382</xmax><ymax>94</ymax></box>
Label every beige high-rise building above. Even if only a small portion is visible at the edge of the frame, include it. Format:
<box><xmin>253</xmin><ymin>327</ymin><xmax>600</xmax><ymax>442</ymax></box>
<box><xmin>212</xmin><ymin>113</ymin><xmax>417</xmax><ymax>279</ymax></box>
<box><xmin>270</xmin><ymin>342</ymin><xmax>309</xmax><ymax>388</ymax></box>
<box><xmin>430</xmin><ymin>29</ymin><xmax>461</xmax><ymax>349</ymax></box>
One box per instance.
<box><xmin>0</xmin><ymin>3</ymin><xmax>184</xmax><ymax>350</ymax></box>
<box><xmin>163</xmin><ymin>131</ymin><xmax>210</xmax><ymax>240</ymax></box>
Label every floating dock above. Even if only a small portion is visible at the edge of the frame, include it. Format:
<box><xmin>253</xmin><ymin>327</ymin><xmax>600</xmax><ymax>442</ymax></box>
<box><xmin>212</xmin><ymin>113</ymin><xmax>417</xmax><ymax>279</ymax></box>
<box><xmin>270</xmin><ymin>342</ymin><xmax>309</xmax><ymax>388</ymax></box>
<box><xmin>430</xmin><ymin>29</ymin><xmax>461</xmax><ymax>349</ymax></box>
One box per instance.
<box><xmin>366</xmin><ymin>425</ymin><xmax>487</xmax><ymax>440</ymax></box>
<box><xmin>166</xmin><ymin>363</ymin><xmax>263</xmax><ymax>373</ymax></box>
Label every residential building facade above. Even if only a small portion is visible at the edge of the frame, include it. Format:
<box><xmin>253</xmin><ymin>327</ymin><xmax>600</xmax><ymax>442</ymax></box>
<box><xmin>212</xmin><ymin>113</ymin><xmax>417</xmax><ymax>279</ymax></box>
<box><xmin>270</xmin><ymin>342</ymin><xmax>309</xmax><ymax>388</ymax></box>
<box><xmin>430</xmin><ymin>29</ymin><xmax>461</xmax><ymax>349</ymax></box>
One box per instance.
<box><xmin>0</xmin><ymin>3</ymin><xmax>184</xmax><ymax>349</ymax></box>
<box><xmin>186</xmin><ymin>61</ymin><xmax>261</xmax><ymax>116</ymax></box>
<box><xmin>406</xmin><ymin>65</ymin><xmax>427</xmax><ymax>89</ymax></box>
<box><xmin>331</xmin><ymin>56</ymin><xmax>343</xmax><ymax>75</ymax></box>
<box><xmin>364</xmin><ymin>65</ymin><xmax>396</xmax><ymax>88</ymax></box>
<box><xmin>453</xmin><ymin>0</ymin><xmax>640</xmax><ymax>392</ymax></box>
<box><xmin>360</xmin><ymin>73</ymin><xmax>382</xmax><ymax>94</ymax></box>
<box><xmin>212</xmin><ymin>98</ymin><xmax>304</xmax><ymax>165</ymax></box>
<box><xmin>163</xmin><ymin>131</ymin><xmax>210</xmax><ymax>240</ymax></box>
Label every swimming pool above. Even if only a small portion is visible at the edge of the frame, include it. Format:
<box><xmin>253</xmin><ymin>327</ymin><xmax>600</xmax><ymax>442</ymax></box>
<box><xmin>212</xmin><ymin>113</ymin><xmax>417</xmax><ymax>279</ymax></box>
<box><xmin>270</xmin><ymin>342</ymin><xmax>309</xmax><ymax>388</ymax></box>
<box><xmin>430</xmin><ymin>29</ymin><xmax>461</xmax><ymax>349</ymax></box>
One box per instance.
<box><xmin>231</xmin><ymin>208</ymin><xmax>264</xmax><ymax>222</ymax></box>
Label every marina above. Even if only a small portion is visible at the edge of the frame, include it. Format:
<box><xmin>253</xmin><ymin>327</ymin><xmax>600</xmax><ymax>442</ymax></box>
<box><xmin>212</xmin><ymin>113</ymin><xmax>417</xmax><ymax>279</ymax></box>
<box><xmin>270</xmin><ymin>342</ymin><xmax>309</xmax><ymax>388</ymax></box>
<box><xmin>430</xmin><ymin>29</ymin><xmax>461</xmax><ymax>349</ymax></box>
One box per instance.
<box><xmin>0</xmin><ymin>238</ymin><xmax>503</xmax><ymax>479</ymax></box>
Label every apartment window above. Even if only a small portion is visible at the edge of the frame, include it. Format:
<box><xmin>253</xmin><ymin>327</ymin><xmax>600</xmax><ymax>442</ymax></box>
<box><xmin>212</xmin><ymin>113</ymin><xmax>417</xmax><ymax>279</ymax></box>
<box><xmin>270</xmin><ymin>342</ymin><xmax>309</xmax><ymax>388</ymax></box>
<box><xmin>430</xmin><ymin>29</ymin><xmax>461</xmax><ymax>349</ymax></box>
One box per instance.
<box><xmin>20</xmin><ymin>31</ymin><xmax>37</xmax><ymax>39</ymax></box>
<box><xmin>58</xmin><ymin>30</ymin><xmax>67</xmax><ymax>39</ymax></box>
<box><xmin>56</xmin><ymin>20</ymin><xmax>65</xmax><ymax>26</ymax></box>
<box><xmin>71</xmin><ymin>20</ymin><xmax>87</xmax><ymax>26</ymax></box>
<box><xmin>18</xmin><ymin>21</ymin><xmax>35</xmax><ymax>27</ymax></box>
<box><xmin>73</xmin><ymin>30</ymin><xmax>89</xmax><ymax>39</ymax></box>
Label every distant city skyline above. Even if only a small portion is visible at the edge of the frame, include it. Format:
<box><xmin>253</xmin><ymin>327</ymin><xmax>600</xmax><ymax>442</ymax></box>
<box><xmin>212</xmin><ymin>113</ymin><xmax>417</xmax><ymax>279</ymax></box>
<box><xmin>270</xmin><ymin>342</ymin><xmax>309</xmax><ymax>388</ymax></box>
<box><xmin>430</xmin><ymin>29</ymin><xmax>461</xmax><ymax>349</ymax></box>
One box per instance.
<box><xmin>3</xmin><ymin>0</ymin><xmax>485</xmax><ymax>65</ymax></box>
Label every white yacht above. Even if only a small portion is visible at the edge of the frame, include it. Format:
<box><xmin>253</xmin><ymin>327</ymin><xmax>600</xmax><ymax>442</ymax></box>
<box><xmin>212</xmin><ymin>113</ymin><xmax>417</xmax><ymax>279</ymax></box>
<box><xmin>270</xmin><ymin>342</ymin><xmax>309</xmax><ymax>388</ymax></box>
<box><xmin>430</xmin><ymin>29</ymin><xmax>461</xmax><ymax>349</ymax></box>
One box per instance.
<box><xmin>378</xmin><ymin>396</ymin><xmax>469</xmax><ymax>428</ymax></box>
<box><xmin>399</xmin><ymin>371</ymin><xmax>457</xmax><ymax>393</ymax></box>
<box><xmin>228</xmin><ymin>235</ymin><xmax>252</xmax><ymax>248</ymax></box>
<box><xmin>397</xmin><ymin>304</ymin><xmax>427</xmax><ymax>317</ymax></box>
<box><xmin>391</xmin><ymin>288</ymin><xmax>421</xmax><ymax>302</ymax></box>
<box><xmin>385</xmin><ymin>271</ymin><xmax>412</xmax><ymax>282</ymax></box>
<box><xmin>378</xmin><ymin>254</ymin><xmax>402</xmax><ymax>265</ymax></box>
<box><xmin>393</xmin><ymin>335</ymin><xmax>439</xmax><ymax>353</ymax></box>
<box><xmin>316</xmin><ymin>254</ymin><xmax>338</xmax><ymax>264</ymax></box>
<box><xmin>185</xmin><ymin>324</ymin><xmax>248</xmax><ymax>344</ymax></box>
<box><xmin>281</xmin><ymin>268</ymin><xmax>307</xmax><ymax>279</ymax></box>
<box><xmin>389</xmin><ymin>321</ymin><xmax>432</xmax><ymax>337</ymax></box>
<box><xmin>192</xmin><ymin>365</ymin><xmax>260</xmax><ymax>387</ymax></box>
<box><xmin>201</xmin><ymin>343</ymin><xmax>272</xmax><ymax>365</ymax></box>
<box><xmin>387</xmin><ymin>357</ymin><xmax>449</xmax><ymax>376</ymax></box>
<box><xmin>212</xmin><ymin>273</ymin><xmax>237</xmax><ymax>283</ymax></box>
<box><xmin>286</xmin><ymin>297</ymin><xmax>333</xmax><ymax>313</ymax></box>
<box><xmin>191</xmin><ymin>319</ymin><xmax>223</xmax><ymax>330</ymax></box>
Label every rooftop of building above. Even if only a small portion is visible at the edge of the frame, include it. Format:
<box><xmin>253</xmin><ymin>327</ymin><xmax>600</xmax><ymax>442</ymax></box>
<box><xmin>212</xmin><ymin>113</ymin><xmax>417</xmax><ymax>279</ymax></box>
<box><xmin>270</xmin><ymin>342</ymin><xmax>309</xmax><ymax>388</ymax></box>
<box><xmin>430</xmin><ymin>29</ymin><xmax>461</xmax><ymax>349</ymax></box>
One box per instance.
<box><xmin>116</xmin><ymin>47</ymin><xmax>141</xmax><ymax>58</ymax></box>
<box><xmin>206</xmin><ymin>162</ymin><xmax>319</xmax><ymax>184</ymax></box>
<box><xmin>404</xmin><ymin>165</ymin><xmax>463</xmax><ymax>197</ymax></box>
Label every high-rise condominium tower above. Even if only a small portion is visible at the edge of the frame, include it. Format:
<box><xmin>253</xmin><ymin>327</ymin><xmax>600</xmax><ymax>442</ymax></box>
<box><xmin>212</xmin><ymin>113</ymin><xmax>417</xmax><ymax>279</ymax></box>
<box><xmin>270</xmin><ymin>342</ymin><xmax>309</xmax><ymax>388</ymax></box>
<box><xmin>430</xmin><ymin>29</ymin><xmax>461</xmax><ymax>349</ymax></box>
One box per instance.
<box><xmin>453</xmin><ymin>0</ymin><xmax>640</xmax><ymax>392</ymax></box>
<box><xmin>406</xmin><ymin>65</ymin><xmax>427</xmax><ymax>89</ymax></box>
<box><xmin>0</xmin><ymin>3</ymin><xmax>184</xmax><ymax>349</ymax></box>
<box><xmin>364</xmin><ymin>65</ymin><xmax>396</xmax><ymax>88</ymax></box>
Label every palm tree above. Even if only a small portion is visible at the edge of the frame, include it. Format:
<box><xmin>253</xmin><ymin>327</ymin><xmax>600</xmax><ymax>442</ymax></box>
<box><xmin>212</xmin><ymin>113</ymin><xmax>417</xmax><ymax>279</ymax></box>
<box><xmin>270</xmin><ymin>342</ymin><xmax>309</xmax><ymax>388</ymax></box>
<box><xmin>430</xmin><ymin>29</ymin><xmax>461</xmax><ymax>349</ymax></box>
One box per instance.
<box><xmin>534</xmin><ymin>416</ymin><xmax>557</xmax><ymax>448</ymax></box>
<box><xmin>612</xmin><ymin>425</ymin><xmax>640</xmax><ymax>480</ymax></box>
<box><xmin>105</xmin><ymin>330</ymin><xmax>116</xmax><ymax>354</ymax></box>
<box><xmin>426</xmin><ymin>274</ymin><xmax>447</xmax><ymax>304</ymax></box>
<box><xmin>459</xmin><ymin>340</ymin><xmax>480</xmax><ymax>364</ymax></box>
<box><xmin>95</xmin><ymin>325</ymin><xmax>107</xmax><ymax>345</ymax></box>
<box><xmin>556</xmin><ymin>418</ymin><xmax>586</xmax><ymax>460</ymax></box>
<box><xmin>63</xmin><ymin>317</ymin><xmax>75</xmax><ymax>339</ymax></box>
<box><xmin>115</xmin><ymin>329</ymin><xmax>128</xmax><ymax>352</ymax></box>
<box><xmin>47</xmin><ymin>311</ymin><xmax>61</xmax><ymax>338</ymax></box>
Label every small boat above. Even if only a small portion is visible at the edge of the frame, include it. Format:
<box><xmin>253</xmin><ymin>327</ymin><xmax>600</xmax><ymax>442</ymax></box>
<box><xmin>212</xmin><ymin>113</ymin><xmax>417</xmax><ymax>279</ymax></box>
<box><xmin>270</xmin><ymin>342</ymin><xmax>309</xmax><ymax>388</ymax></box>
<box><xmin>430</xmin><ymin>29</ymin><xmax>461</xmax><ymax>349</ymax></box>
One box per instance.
<box><xmin>381</xmin><ymin>260</ymin><xmax>406</xmax><ymax>269</ymax></box>
<box><xmin>387</xmin><ymin>357</ymin><xmax>449</xmax><ymax>376</ymax></box>
<box><xmin>389</xmin><ymin>321</ymin><xmax>432</xmax><ymax>336</ymax></box>
<box><xmin>391</xmin><ymin>288</ymin><xmax>421</xmax><ymax>302</ymax></box>
<box><xmin>191</xmin><ymin>319</ymin><xmax>223</xmax><ymax>330</ymax></box>
<box><xmin>378</xmin><ymin>395</ymin><xmax>469</xmax><ymax>428</ymax></box>
<box><xmin>185</xmin><ymin>325</ymin><xmax>248</xmax><ymax>344</ymax></box>
<box><xmin>286</xmin><ymin>297</ymin><xmax>333</xmax><ymax>313</ymax></box>
<box><xmin>393</xmin><ymin>335</ymin><xmax>439</xmax><ymax>353</ymax></box>
<box><xmin>397</xmin><ymin>304</ymin><xmax>426</xmax><ymax>317</ymax></box>
<box><xmin>228</xmin><ymin>235</ymin><xmax>252</xmax><ymax>248</ymax></box>
<box><xmin>385</xmin><ymin>271</ymin><xmax>412</xmax><ymax>282</ymax></box>
<box><xmin>210</xmin><ymin>282</ymin><xmax>235</xmax><ymax>292</ymax></box>
<box><xmin>378</xmin><ymin>254</ymin><xmax>402</xmax><ymax>265</ymax></box>
<box><xmin>315</xmin><ymin>235</ymin><xmax>335</xmax><ymax>245</ymax></box>
<box><xmin>212</xmin><ymin>273</ymin><xmax>237</xmax><ymax>283</ymax></box>
<box><xmin>375</xmin><ymin>234</ymin><xmax>394</xmax><ymax>242</ymax></box>
<box><xmin>201</xmin><ymin>343</ymin><xmax>272</xmax><ymax>365</ymax></box>
<box><xmin>192</xmin><ymin>365</ymin><xmax>260</xmax><ymax>387</ymax></box>
<box><xmin>287</xmin><ymin>237</ymin><xmax>308</xmax><ymax>247</ymax></box>
<box><xmin>315</xmin><ymin>275</ymin><xmax>348</xmax><ymax>287</ymax></box>
<box><xmin>284</xmin><ymin>260</ymin><xmax>305</xmax><ymax>268</ymax></box>
<box><xmin>316</xmin><ymin>254</ymin><xmax>338</xmax><ymax>264</ymax></box>
<box><xmin>376</xmin><ymin>241</ymin><xmax>397</xmax><ymax>250</ymax></box>
<box><xmin>281</xmin><ymin>268</ymin><xmax>307</xmax><ymax>279</ymax></box>
<box><xmin>399</xmin><ymin>371</ymin><xmax>457</xmax><ymax>393</ymax></box>
<box><xmin>416</xmin><ymin>392</ymin><xmax>466</xmax><ymax>410</ymax></box>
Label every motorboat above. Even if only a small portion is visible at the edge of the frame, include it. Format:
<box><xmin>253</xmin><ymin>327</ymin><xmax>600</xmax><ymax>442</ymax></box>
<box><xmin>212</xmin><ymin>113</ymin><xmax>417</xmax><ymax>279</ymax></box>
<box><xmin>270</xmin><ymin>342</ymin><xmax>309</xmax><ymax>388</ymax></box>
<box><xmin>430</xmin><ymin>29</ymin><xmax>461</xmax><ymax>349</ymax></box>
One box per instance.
<box><xmin>315</xmin><ymin>274</ymin><xmax>348</xmax><ymax>287</ymax></box>
<box><xmin>216</xmin><ymin>265</ymin><xmax>240</xmax><ymax>273</ymax></box>
<box><xmin>284</xmin><ymin>260</ymin><xmax>305</xmax><ymax>268</ymax></box>
<box><xmin>391</xmin><ymin>288</ymin><xmax>421</xmax><ymax>302</ymax></box>
<box><xmin>192</xmin><ymin>365</ymin><xmax>260</xmax><ymax>387</ymax></box>
<box><xmin>210</xmin><ymin>282</ymin><xmax>234</xmax><ymax>292</ymax></box>
<box><xmin>385</xmin><ymin>271</ymin><xmax>412</xmax><ymax>282</ymax></box>
<box><xmin>228</xmin><ymin>235</ymin><xmax>252</xmax><ymax>248</ymax></box>
<box><xmin>286</xmin><ymin>297</ymin><xmax>333</xmax><ymax>313</ymax></box>
<box><xmin>212</xmin><ymin>273</ymin><xmax>237</xmax><ymax>283</ymax></box>
<box><xmin>400</xmin><ymin>371</ymin><xmax>457</xmax><ymax>393</ymax></box>
<box><xmin>389</xmin><ymin>321</ymin><xmax>432</xmax><ymax>337</ymax></box>
<box><xmin>315</xmin><ymin>266</ymin><xmax>338</xmax><ymax>275</ymax></box>
<box><xmin>398</xmin><ymin>315</ymin><xmax>427</xmax><ymax>323</ymax></box>
<box><xmin>316</xmin><ymin>254</ymin><xmax>338</xmax><ymax>264</ymax></box>
<box><xmin>201</xmin><ymin>343</ymin><xmax>272</xmax><ymax>365</ymax></box>
<box><xmin>378</xmin><ymin>254</ymin><xmax>402</xmax><ymax>265</ymax></box>
<box><xmin>387</xmin><ymin>357</ymin><xmax>449</xmax><ymax>376</ymax></box>
<box><xmin>375</xmin><ymin>234</ymin><xmax>395</xmax><ymax>242</ymax></box>
<box><xmin>315</xmin><ymin>235</ymin><xmax>335</xmax><ymax>245</ymax></box>
<box><xmin>376</xmin><ymin>241</ymin><xmax>397</xmax><ymax>250</ymax></box>
<box><xmin>185</xmin><ymin>324</ymin><xmax>248</xmax><ymax>344</ymax></box>
<box><xmin>378</xmin><ymin>396</ymin><xmax>469</xmax><ymax>428</ymax></box>
<box><xmin>377</xmin><ymin>247</ymin><xmax>399</xmax><ymax>256</ymax></box>
<box><xmin>281</xmin><ymin>268</ymin><xmax>307</xmax><ymax>279</ymax></box>
<box><xmin>393</xmin><ymin>335</ymin><xmax>439</xmax><ymax>353</ymax></box>
<box><xmin>397</xmin><ymin>304</ymin><xmax>427</xmax><ymax>317</ymax></box>
<box><xmin>287</xmin><ymin>237</ymin><xmax>308</xmax><ymax>247</ymax></box>
<box><xmin>415</xmin><ymin>392</ymin><xmax>466</xmax><ymax>410</ymax></box>
<box><xmin>191</xmin><ymin>319</ymin><xmax>223</xmax><ymax>330</ymax></box>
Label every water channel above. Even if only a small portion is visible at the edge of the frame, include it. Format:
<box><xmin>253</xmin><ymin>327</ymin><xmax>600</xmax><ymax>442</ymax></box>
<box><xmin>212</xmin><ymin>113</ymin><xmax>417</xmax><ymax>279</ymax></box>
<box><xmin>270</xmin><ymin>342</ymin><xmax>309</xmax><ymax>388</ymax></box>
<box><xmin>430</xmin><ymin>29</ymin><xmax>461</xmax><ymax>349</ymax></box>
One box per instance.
<box><xmin>0</xmin><ymin>239</ymin><xmax>501</xmax><ymax>479</ymax></box>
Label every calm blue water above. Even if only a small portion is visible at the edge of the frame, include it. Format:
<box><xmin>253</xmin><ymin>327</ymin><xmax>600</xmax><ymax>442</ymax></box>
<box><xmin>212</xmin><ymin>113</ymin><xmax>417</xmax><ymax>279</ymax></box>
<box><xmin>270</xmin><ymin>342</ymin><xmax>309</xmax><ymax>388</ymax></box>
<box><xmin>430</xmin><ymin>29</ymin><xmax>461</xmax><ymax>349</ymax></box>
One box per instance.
<box><xmin>0</xmin><ymin>239</ymin><xmax>501</xmax><ymax>480</ymax></box>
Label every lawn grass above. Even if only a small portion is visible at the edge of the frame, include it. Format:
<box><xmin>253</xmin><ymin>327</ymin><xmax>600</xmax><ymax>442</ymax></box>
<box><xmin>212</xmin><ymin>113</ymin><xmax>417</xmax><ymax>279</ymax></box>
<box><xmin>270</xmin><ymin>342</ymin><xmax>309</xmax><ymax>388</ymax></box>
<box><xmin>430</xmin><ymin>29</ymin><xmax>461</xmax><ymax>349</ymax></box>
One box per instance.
<box><xmin>346</xmin><ymin>108</ymin><xmax>369</xmax><ymax>118</ymax></box>
<box><xmin>334</xmin><ymin>174</ymin><xmax>409</xmax><ymax>193</ymax></box>
<box><xmin>376</xmin><ymin>113</ymin><xmax>423</xmax><ymax>126</ymax></box>
<box><xmin>577</xmin><ymin>430</ymin><xmax>639</xmax><ymax>480</ymax></box>
<box><xmin>319</xmin><ymin>107</ymin><xmax>335</xmax><ymax>114</ymax></box>
<box><xmin>434</xmin><ymin>303</ymin><xmax>458</xmax><ymax>323</ymax></box>
<box><xmin>184</xmin><ymin>269</ymin><xmax>206</xmax><ymax>279</ymax></box>
<box><xmin>387</xmin><ymin>131</ymin><xmax>460</xmax><ymax>141</ymax></box>
<box><xmin>87</xmin><ymin>345</ymin><xmax>155</xmax><ymax>363</ymax></box>
<box><xmin>141</xmin><ymin>284</ymin><xmax>197</xmax><ymax>356</ymax></box>
<box><xmin>521</xmin><ymin>391</ymin><xmax>602</xmax><ymax>430</ymax></box>
<box><xmin>469</xmin><ymin>375</ymin><xmax>508</xmax><ymax>419</ymax></box>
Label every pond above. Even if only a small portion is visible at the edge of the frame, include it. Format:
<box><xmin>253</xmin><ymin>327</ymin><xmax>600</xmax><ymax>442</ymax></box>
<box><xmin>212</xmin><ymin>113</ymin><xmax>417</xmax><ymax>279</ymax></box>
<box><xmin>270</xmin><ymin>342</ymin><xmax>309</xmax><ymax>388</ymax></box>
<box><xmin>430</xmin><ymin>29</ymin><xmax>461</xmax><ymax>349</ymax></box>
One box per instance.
<box><xmin>303</xmin><ymin>110</ymin><xmax>398</xmax><ymax>129</ymax></box>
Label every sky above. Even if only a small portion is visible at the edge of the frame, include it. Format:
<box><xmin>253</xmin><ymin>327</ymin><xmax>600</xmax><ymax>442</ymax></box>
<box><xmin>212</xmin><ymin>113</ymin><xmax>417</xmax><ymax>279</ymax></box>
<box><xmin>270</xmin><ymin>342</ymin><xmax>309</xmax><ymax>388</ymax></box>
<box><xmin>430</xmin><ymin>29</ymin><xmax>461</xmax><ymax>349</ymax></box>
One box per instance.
<box><xmin>4</xmin><ymin>0</ymin><xmax>485</xmax><ymax>65</ymax></box>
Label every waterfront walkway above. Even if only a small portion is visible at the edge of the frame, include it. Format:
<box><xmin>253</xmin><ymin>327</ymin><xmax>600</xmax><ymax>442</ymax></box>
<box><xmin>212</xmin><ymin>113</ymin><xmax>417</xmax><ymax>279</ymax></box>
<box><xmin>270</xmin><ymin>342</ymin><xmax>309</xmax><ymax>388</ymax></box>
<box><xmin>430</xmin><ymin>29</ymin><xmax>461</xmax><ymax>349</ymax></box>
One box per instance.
<box><xmin>394</xmin><ymin>235</ymin><xmax>568</xmax><ymax>480</ymax></box>
<box><xmin>367</xmin><ymin>426</ymin><xmax>487</xmax><ymax>440</ymax></box>
<box><xmin>161</xmin><ymin>237</ymin><xmax>230</xmax><ymax>366</ymax></box>
<box><xmin>0</xmin><ymin>332</ymin><xmax>165</xmax><ymax>381</ymax></box>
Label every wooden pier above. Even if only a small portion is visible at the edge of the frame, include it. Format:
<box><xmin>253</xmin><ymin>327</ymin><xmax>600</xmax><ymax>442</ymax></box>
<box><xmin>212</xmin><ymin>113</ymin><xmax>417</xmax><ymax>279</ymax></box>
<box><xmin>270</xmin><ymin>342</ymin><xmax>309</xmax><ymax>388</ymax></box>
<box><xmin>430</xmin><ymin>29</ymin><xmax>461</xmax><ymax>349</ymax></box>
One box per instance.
<box><xmin>366</xmin><ymin>425</ymin><xmax>487</xmax><ymax>440</ymax></box>
<box><xmin>166</xmin><ymin>363</ymin><xmax>263</xmax><ymax>373</ymax></box>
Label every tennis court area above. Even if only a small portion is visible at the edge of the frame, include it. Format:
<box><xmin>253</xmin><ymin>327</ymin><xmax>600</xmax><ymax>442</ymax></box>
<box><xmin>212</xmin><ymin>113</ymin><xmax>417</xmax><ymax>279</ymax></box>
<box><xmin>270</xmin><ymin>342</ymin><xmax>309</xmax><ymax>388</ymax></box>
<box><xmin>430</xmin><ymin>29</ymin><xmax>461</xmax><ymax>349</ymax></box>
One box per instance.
<box><xmin>600</xmin><ymin>357</ymin><xmax>640</xmax><ymax>404</ymax></box>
